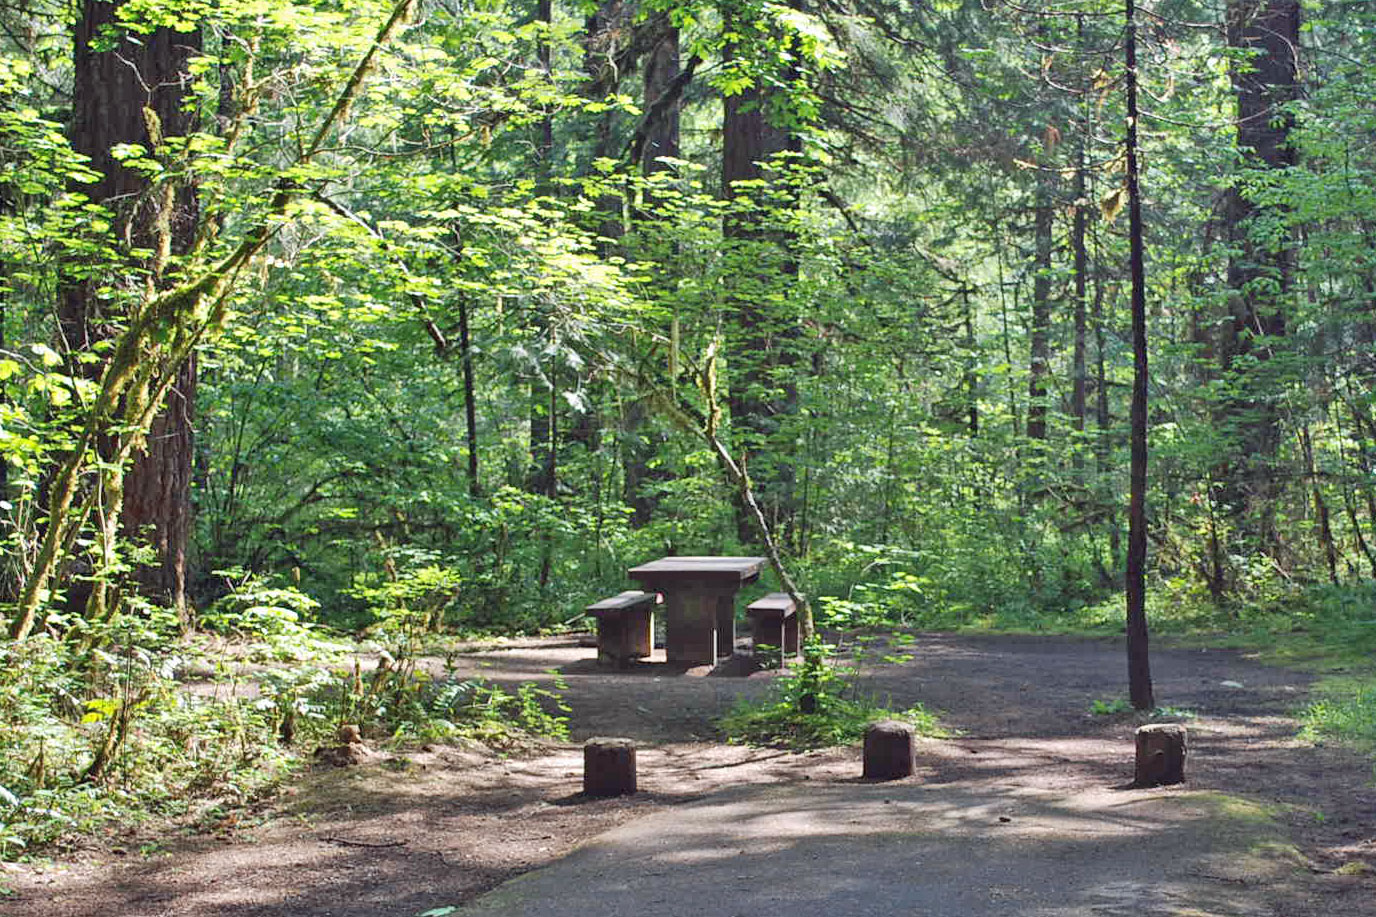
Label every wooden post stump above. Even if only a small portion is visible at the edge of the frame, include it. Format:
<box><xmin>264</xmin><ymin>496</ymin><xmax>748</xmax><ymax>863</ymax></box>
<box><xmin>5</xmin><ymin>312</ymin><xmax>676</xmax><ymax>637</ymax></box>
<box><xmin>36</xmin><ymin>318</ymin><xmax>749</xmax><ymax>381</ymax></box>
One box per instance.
<box><xmin>1134</xmin><ymin>723</ymin><xmax>1187</xmax><ymax>787</ymax></box>
<box><xmin>584</xmin><ymin>737</ymin><xmax>637</xmax><ymax>797</ymax></box>
<box><xmin>863</xmin><ymin>720</ymin><xmax>915</xmax><ymax>780</ymax></box>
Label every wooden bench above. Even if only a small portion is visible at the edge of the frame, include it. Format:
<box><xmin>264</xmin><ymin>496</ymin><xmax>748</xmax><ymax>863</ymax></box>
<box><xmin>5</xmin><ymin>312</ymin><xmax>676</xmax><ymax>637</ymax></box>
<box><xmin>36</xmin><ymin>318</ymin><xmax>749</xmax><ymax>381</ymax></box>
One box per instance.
<box><xmin>586</xmin><ymin>590</ymin><xmax>660</xmax><ymax>667</ymax></box>
<box><xmin>746</xmin><ymin>592</ymin><xmax>800</xmax><ymax>665</ymax></box>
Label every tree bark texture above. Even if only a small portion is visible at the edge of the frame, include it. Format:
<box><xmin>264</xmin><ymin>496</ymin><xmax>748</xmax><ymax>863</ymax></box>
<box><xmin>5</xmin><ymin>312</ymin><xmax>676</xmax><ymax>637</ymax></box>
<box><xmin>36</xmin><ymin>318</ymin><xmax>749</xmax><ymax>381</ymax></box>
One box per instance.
<box><xmin>458</xmin><ymin>293</ymin><xmax>480</xmax><ymax>497</ymax></box>
<box><xmin>64</xmin><ymin>1</ymin><xmax>202</xmax><ymax>615</ymax></box>
<box><xmin>620</xmin><ymin>21</ymin><xmax>681</xmax><ymax>524</ymax></box>
<box><xmin>1071</xmin><ymin>138</ymin><xmax>1089</xmax><ymax>445</ymax></box>
<box><xmin>0</xmin><ymin>185</ymin><xmax>9</xmax><ymax>513</ymax></box>
<box><xmin>1124</xmin><ymin>0</ymin><xmax>1155</xmax><ymax>712</ymax></box>
<box><xmin>639</xmin><ymin>24</ymin><xmax>680</xmax><ymax>174</ymax></box>
<box><xmin>1026</xmin><ymin>175</ymin><xmax>1053</xmax><ymax>443</ymax></box>
<box><xmin>1216</xmin><ymin>0</ymin><xmax>1301</xmax><ymax>548</ymax></box>
<box><xmin>1070</xmin><ymin>14</ymin><xmax>1090</xmax><ymax>445</ymax></box>
<box><xmin>528</xmin><ymin>0</ymin><xmax>556</xmax><ymax>498</ymax></box>
<box><xmin>722</xmin><ymin>22</ymin><xmax>800</xmax><ymax>543</ymax></box>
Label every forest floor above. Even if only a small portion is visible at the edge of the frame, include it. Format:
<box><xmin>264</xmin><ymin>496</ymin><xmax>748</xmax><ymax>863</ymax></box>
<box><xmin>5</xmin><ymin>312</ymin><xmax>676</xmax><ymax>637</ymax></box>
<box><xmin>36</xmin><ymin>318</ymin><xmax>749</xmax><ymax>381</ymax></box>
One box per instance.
<box><xmin>2</xmin><ymin>633</ymin><xmax>1374</xmax><ymax>916</ymax></box>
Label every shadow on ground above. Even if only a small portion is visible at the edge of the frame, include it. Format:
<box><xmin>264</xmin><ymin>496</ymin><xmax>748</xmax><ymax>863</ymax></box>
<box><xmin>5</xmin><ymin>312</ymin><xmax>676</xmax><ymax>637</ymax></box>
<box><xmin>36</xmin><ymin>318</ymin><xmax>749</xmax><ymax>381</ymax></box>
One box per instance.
<box><xmin>3</xmin><ymin>634</ymin><xmax>1373</xmax><ymax>917</ymax></box>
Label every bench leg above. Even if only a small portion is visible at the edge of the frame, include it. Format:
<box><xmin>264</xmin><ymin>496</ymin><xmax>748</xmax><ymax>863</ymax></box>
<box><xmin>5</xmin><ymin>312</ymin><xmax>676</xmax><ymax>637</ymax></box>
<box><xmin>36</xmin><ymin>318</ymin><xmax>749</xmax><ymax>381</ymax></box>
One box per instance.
<box><xmin>628</xmin><ymin>607</ymin><xmax>653</xmax><ymax>659</ymax></box>
<box><xmin>596</xmin><ymin>616</ymin><xmax>627</xmax><ymax>668</ymax></box>
<box><xmin>750</xmin><ymin>613</ymin><xmax>786</xmax><ymax>668</ymax></box>
<box><xmin>597</xmin><ymin>609</ymin><xmax>654</xmax><ymax>667</ymax></box>
<box><xmin>783</xmin><ymin>614</ymin><xmax>800</xmax><ymax>657</ymax></box>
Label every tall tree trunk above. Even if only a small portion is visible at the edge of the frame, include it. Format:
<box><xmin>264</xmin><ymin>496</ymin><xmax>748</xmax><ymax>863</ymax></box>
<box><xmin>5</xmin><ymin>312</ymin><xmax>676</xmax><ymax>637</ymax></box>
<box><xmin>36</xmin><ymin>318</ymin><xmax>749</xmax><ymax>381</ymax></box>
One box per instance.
<box><xmin>1216</xmin><ymin>0</ymin><xmax>1301</xmax><ymax>550</ymax></box>
<box><xmin>63</xmin><ymin>1</ymin><xmax>201</xmax><ymax>618</ymax></box>
<box><xmin>0</xmin><ymin>183</ymin><xmax>11</xmax><ymax>605</ymax></box>
<box><xmin>1299</xmin><ymin>425</ymin><xmax>1339</xmax><ymax>584</ymax></box>
<box><xmin>1088</xmin><ymin>181</ymin><xmax>1120</xmax><ymax>576</ymax></box>
<box><xmin>1124</xmin><ymin>0</ymin><xmax>1155</xmax><ymax>712</ymax></box>
<box><xmin>529</xmin><ymin>0</ymin><xmax>556</xmax><ymax>498</ymax></box>
<box><xmin>1071</xmin><ymin>57</ymin><xmax>1089</xmax><ymax>457</ymax></box>
<box><xmin>639</xmin><ymin>24</ymin><xmax>680</xmax><ymax>175</ymax></box>
<box><xmin>458</xmin><ymin>292</ymin><xmax>480</xmax><ymax>498</ymax></box>
<box><xmin>964</xmin><ymin>286</ymin><xmax>979</xmax><ymax>435</ymax></box>
<box><xmin>722</xmin><ymin>15</ymin><xmax>799</xmax><ymax>543</ymax></box>
<box><xmin>0</xmin><ymin>183</ymin><xmax>9</xmax><ymax>512</ymax></box>
<box><xmin>621</xmin><ymin>20</ymin><xmax>680</xmax><ymax>525</ymax></box>
<box><xmin>994</xmin><ymin>208</ymin><xmax>1021</xmax><ymax>439</ymax></box>
<box><xmin>1027</xmin><ymin>174</ymin><xmax>1054</xmax><ymax>443</ymax></box>
<box><xmin>1334</xmin><ymin>405</ymin><xmax>1376</xmax><ymax>579</ymax></box>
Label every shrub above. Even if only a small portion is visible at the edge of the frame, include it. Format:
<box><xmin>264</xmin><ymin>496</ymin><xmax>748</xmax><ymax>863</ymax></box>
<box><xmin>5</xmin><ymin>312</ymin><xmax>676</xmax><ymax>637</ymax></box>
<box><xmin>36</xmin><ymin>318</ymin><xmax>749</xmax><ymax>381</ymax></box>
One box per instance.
<box><xmin>720</xmin><ymin>641</ymin><xmax>944</xmax><ymax>750</ymax></box>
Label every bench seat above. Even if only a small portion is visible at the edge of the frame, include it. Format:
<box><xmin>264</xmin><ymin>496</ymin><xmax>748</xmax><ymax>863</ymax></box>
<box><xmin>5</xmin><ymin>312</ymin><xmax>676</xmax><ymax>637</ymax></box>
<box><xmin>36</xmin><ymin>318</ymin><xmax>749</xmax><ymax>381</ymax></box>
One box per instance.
<box><xmin>587</xmin><ymin>590</ymin><xmax>659</xmax><ymax>667</ymax></box>
<box><xmin>746</xmin><ymin>592</ymin><xmax>800</xmax><ymax>664</ymax></box>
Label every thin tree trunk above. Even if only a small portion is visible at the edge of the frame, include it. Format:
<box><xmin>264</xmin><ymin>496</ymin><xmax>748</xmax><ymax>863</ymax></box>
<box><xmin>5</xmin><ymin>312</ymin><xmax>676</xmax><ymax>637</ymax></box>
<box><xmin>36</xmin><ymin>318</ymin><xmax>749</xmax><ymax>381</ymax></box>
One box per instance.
<box><xmin>458</xmin><ymin>293</ymin><xmax>480</xmax><ymax>498</ymax></box>
<box><xmin>538</xmin><ymin>0</ymin><xmax>554</xmax><ymax>168</ymax></box>
<box><xmin>1124</xmin><ymin>0</ymin><xmax>1155</xmax><ymax>712</ymax></box>
<box><xmin>995</xmin><ymin>210</ymin><xmax>1021</xmax><ymax>438</ymax></box>
<box><xmin>1204</xmin><ymin>477</ymin><xmax>1228</xmax><ymax>604</ymax></box>
<box><xmin>1299</xmin><ymin>425</ymin><xmax>1339</xmax><ymax>584</ymax></box>
<box><xmin>1027</xmin><ymin>176</ymin><xmax>1053</xmax><ymax>443</ymax></box>
<box><xmin>964</xmin><ymin>286</ymin><xmax>979</xmax><ymax>435</ymax></box>
<box><xmin>1333</xmin><ymin>403</ymin><xmax>1376</xmax><ymax>578</ymax></box>
<box><xmin>1071</xmin><ymin>32</ymin><xmax>1089</xmax><ymax>458</ymax></box>
<box><xmin>529</xmin><ymin>0</ymin><xmax>556</xmax><ymax>498</ymax></box>
<box><xmin>1088</xmin><ymin>151</ymin><xmax>1120</xmax><ymax>578</ymax></box>
<box><xmin>0</xmin><ymin>183</ymin><xmax>9</xmax><ymax>523</ymax></box>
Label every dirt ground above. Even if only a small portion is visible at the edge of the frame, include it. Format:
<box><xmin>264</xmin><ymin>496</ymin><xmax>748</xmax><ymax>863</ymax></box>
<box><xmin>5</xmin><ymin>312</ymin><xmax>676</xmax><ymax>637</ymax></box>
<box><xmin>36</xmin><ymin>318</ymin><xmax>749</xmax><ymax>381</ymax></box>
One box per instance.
<box><xmin>3</xmin><ymin>632</ymin><xmax>1374</xmax><ymax>916</ymax></box>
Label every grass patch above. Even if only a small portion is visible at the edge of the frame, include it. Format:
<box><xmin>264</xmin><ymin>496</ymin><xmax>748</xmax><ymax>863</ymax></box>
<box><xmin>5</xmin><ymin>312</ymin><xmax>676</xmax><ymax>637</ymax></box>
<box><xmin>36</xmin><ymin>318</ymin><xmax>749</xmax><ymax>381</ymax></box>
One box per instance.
<box><xmin>720</xmin><ymin>643</ymin><xmax>946</xmax><ymax>750</ymax></box>
<box><xmin>1088</xmin><ymin>697</ymin><xmax>1197</xmax><ymax>719</ymax></box>
<box><xmin>1189</xmin><ymin>790</ymin><xmax>1284</xmax><ymax>826</ymax></box>
<box><xmin>1300</xmin><ymin>676</ymin><xmax>1376</xmax><ymax>755</ymax></box>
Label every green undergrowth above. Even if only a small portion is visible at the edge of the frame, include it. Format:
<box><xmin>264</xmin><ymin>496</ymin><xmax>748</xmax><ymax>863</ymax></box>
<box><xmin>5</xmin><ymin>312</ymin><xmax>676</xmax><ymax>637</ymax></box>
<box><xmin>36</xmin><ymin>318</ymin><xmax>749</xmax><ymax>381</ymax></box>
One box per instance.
<box><xmin>0</xmin><ymin>577</ymin><xmax>570</xmax><ymax>861</ymax></box>
<box><xmin>720</xmin><ymin>640</ymin><xmax>946</xmax><ymax>750</ymax></box>
<box><xmin>1088</xmin><ymin>696</ymin><xmax>1197</xmax><ymax>720</ymax></box>
<box><xmin>811</xmin><ymin>560</ymin><xmax>1376</xmax><ymax>765</ymax></box>
<box><xmin>1299</xmin><ymin>676</ymin><xmax>1376</xmax><ymax>758</ymax></box>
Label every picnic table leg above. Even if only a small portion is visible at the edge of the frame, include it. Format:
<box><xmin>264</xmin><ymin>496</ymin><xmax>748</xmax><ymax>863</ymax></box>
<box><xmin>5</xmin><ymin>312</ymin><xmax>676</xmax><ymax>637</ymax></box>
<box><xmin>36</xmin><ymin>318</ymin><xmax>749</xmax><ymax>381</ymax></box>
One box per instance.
<box><xmin>663</xmin><ymin>589</ymin><xmax>718</xmax><ymax>664</ymax></box>
<box><xmin>714</xmin><ymin>592</ymin><xmax>736</xmax><ymax>657</ymax></box>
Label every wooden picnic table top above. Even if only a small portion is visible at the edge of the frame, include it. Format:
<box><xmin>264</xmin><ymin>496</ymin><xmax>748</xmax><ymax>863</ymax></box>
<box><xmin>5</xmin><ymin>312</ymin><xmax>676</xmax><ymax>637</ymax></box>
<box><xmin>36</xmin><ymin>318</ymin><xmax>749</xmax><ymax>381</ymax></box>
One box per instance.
<box><xmin>627</xmin><ymin>555</ymin><xmax>767</xmax><ymax>587</ymax></box>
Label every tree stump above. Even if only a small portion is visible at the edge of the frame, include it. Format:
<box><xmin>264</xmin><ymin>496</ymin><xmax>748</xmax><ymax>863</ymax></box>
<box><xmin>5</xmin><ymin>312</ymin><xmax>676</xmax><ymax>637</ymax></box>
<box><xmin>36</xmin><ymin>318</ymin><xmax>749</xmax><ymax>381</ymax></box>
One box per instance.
<box><xmin>1134</xmin><ymin>723</ymin><xmax>1187</xmax><ymax>787</ymax></box>
<box><xmin>863</xmin><ymin>720</ymin><xmax>915</xmax><ymax>780</ymax></box>
<box><xmin>583</xmin><ymin>737</ymin><xmax>637</xmax><ymax>797</ymax></box>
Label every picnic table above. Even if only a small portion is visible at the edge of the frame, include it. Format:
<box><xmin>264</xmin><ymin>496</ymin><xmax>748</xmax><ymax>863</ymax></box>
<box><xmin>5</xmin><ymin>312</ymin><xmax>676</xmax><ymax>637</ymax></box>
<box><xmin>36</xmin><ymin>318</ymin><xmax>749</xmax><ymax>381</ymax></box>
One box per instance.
<box><xmin>627</xmin><ymin>555</ymin><xmax>766</xmax><ymax>664</ymax></box>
